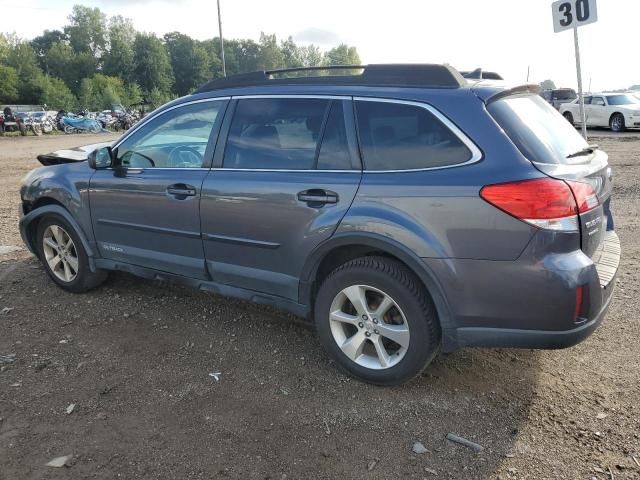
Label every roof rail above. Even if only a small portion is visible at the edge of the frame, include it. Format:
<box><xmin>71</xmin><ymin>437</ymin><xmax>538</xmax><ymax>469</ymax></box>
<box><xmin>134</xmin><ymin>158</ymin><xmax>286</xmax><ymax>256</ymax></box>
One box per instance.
<box><xmin>193</xmin><ymin>64</ymin><xmax>466</xmax><ymax>93</ymax></box>
<box><xmin>461</xmin><ymin>68</ymin><xmax>504</xmax><ymax>81</ymax></box>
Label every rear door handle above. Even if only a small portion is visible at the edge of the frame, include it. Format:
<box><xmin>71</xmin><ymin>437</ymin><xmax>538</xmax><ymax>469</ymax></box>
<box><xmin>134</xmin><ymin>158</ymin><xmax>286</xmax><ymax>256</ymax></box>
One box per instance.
<box><xmin>167</xmin><ymin>184</ymin><xmax>197</xmax><ymax>198</ymax></box>
<box><xmin>297</xmin><ymin>189</ymin><xmax>338</xmax><ymax>206</ymax></box>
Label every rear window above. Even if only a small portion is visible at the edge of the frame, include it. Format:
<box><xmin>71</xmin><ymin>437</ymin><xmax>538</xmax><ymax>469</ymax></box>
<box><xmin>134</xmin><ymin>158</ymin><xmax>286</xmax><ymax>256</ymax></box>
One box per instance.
<box><xmin>355</xmin><ymin>100</ymin><xmax>472</xmax><ymax>171</ymax></box>
<box><xmin>552</xmin><ymin>90</ymin><xmax>577</xmax><ymax>100</ymax></box>
<box><xmin>606</xmin><ymin>94</ymin><xmax>640</xmax><ymax>106</ymax></box>
<box><xmin>488</xmin><ymin>94</ymin><xmax>589</xmax><ymax>164</ymax></box>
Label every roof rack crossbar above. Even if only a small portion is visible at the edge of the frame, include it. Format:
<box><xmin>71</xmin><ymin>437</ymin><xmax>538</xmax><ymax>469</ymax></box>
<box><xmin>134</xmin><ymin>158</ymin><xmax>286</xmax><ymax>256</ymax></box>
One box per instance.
<box><xmin>194</xmin><ymin>64</ymin><xmax>466</xmax><ymax>93</ymax></box>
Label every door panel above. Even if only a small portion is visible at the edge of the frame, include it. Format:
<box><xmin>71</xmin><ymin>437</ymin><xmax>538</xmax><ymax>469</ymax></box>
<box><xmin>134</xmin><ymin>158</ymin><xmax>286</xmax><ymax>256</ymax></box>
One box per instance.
<box><xmin>90</xmin><ymin>169</ymin><xmax>209</xmax><ymax>278</ymax></box>
<box><xmin>200</xmin><ymin>170</ymin><xmax>360</xmax><ymax>298</ymax></box>
<box><xmin>89</xmin><ymin>99</ymin><xmax>228</xmax><ymax>278</ymax></box>
<box><xmin>201</xmin><ymin>96</ymin><xmax>361</xmax><ymax>300</ymax></box>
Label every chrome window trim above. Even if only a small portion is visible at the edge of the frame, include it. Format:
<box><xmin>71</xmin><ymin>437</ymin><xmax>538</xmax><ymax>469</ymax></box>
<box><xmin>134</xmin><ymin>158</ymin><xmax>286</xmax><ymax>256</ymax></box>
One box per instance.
<box><xmin>211</xmin><ymin>168</ymin><xmax>359</xmax><ymax>173</ymax></box>
<box><xmin>353</xmin><ymin>96</ymin><xmax>483</xmax><ymax>173</ymax></box>
<box><xmin>112</xmin><ymin>97</ymin><xmax>231</xmax><ymax>151</ymax></box>
<box><xmin>231</xmin><ymin>94</ymin><xmax>350</xmax><ymax>100</ymax></box>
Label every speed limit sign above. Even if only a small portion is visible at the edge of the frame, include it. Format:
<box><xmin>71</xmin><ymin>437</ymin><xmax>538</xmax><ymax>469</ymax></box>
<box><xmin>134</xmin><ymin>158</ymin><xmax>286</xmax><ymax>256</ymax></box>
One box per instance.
<box><xmin>552</xmin><ymin>0</ymin><xmax>598</xmax><ymax>33</ymax></box>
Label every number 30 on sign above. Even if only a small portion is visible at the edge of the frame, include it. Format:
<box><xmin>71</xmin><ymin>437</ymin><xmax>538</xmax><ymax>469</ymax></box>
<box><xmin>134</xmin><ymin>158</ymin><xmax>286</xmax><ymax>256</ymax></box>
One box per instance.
<box><xmin>552</xmin><ymin>0</ymin><xmax>598</xmax><ymax>32</ymax></box>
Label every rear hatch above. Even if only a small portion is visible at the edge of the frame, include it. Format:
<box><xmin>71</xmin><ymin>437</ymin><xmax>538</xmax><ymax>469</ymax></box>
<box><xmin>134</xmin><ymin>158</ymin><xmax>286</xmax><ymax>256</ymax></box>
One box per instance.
<box><xmin>484</xmin><ymin>88</ymin><xmax>615</xmax><ymax>266</ymax></box>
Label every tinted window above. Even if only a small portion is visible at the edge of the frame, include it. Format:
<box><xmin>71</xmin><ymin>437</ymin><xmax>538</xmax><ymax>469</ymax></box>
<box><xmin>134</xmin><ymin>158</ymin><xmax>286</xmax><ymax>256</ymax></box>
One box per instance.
<box><xmin>317</xmin><ymin>101</ymin><xmax>352</xmax><ymax>170</ymax></box>
<box><xmin>552</xmin><ymin>90</ymin><xmax>577</xmax><ymax>100</ymax></box>
<box><xmin>583</xmin><ymin>96</ymin><xmax>592</xmax><ymax>105</ymax></box>
<box><xmin>355</xmin><ymin>100</ymin><xmax>472</xmax><ymax>170</ymax></box>
<box><xmin>224</xmin><ymin>98</ymin><xmax>330</xmax><ymax>169</ymax></box>
<box><xmin>592</xmin><ymin>97</ymin><xmax>605</xmax><ymax>106</ymax></box>
<box><xmin>116</xmin><ymin>101</ymin><xmax>225</xmax><ymax>168</ymax></box>
<box><xmin>488</xmin><ymin>94</ymin><xmax>589</xmax><ymax>164</ymax></box>
<box><xmin>606</xmin><ymin>94</ymin><xmax>640</xmax><ymax>105</ymax></box>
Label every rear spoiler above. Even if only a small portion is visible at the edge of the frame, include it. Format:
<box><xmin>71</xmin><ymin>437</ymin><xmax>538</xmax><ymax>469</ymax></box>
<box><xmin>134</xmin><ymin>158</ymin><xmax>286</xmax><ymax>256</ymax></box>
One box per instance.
<box><xmin>485</xmin><ymin>84</ymin><xmax>541</xmax><ymax>105</ymax></box>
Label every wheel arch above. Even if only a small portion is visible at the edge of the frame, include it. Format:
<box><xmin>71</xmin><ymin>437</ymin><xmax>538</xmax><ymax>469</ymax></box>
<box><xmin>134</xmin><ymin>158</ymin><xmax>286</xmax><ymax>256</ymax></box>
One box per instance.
<box><xmin>20</xmin><ymin>202</ymin><xmax>96</xmax><ymax>270</ymax></box>
<box><xmin>609</xmin><ymin>111</ymin><xmax>625</xmax><ymax>124</ymax></box>
<box><xmin>299</xmin><ymin>232</ymin><xmax>454</xmax><ymax>332</ymax></box>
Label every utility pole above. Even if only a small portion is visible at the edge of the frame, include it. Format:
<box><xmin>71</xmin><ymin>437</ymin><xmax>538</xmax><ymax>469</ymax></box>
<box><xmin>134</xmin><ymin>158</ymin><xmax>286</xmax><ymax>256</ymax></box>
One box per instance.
<box><xmin>217</xmin><ymin>0</ymin><xmax>226</xmax><ymax>77</ymax></box>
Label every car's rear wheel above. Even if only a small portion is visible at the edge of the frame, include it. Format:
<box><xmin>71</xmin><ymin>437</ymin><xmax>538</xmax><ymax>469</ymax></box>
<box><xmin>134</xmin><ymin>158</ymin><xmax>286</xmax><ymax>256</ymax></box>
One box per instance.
<box><xmin>563</xmin><ymin>111</ymin><xmax>574</xmax><ymax>125</ymax></box>
<box><xmin>314</xmin><ymin>256</ymin><xmax>440</xmax><ymax>385</ymax></box>
<box><xmin>610</xmin><ymin>113</ymin><xmax>625</xmax><ymax>132</ymax></box>
<box><xmin>36</xmin><ymin>215</ymin><xmax>107</xmax><ymax>293</ymax></box>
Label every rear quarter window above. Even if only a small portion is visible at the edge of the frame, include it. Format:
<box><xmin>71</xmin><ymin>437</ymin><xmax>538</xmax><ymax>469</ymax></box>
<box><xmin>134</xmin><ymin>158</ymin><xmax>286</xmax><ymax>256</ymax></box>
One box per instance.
<box><xmin>488</xmin><ymin>94</ymin><xmax>589</xmax><ymax>164</ymax></box>
<box><xmin>355</xmin><ymin>100</ymin><xmax>473</xmax><ymax>171</ymax></box>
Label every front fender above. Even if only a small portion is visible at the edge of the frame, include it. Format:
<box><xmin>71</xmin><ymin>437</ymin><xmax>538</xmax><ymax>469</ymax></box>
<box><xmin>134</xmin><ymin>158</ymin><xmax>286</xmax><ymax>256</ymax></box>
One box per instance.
<box><xmin>19</xmin><ymin>204</ymin><xmax>97</xmax><ymax>271</ymax></box>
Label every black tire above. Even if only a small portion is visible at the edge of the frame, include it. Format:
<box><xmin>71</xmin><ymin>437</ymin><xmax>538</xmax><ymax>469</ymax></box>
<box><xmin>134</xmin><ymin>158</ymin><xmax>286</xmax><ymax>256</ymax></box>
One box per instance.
<box><xmin>610</xmin><ymin>113</ymin><xmax>625</xmax><ymax>132</ymax></box>
<box><xmin>563</xmin><ymin>111</ymin><xmax>574</xmax><ymax>125</ymax></box>
<box><xmin>314</xmin><ymin>256</ymin><xmax>441</xmax><ymax>385</ymax></box>
<box><xmin>36</xmin><ymin>214</ymin><xmax>108</xmax><ymax>293</ymax></box>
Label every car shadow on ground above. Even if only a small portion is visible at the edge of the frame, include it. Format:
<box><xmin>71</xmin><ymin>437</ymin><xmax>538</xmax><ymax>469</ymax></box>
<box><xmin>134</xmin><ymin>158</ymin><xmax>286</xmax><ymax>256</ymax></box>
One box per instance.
<box><xmin>1</xmin><ymin>257</ymin><xmax>541</xmax><ymax>479</ymax></box>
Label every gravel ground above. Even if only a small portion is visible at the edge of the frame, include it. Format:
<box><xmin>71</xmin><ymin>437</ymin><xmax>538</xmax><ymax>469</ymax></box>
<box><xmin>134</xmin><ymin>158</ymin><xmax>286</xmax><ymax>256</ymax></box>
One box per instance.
<box><xmin>0</xmin><ymin>133</ymin><xmax>638</xmax><ymax>480</ymax></box>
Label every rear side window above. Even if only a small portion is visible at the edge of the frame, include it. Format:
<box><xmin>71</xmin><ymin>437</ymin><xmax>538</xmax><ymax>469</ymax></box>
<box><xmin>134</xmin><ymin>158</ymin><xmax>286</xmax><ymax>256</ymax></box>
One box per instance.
<box><xmin>224</xmin><ymin>97</ymin><xmax>328</xmax><ymax>169</ymax></box>
<box><xmin>355</xmin><ymin>100</ymin><xmax>472</xmax><ymax>171</ymax></box>
<box><xmin>317</xmin><ymin>101</ymin><xmax>352</xmax><ymax>170</ymax></box>
<box><xmin>488</xmin><ymin>94</ymin><xmax>588</xmax><ymax>164</ymax></box>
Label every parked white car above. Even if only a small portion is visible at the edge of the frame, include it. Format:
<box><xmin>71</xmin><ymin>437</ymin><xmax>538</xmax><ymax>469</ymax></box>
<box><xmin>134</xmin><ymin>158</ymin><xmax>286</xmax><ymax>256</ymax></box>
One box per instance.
<box><xmin>559</xmin><ymin>93</ymin><xmax>640</xmax><ymax>132</ymax></box>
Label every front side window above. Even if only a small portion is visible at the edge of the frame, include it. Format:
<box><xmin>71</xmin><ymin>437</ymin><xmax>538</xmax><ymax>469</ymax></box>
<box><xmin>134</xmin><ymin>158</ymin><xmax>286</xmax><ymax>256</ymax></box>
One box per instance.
<box><xmin>224</xmin><ymin>98</ymin><xmax>330</xmax><ymax>169</ymax></box>
<box><xmin>116</xmin><ymin>100</ymin><xmax>226</xmax><ymax>168</ymax></box>
<box><xmin>592</xmin><ymin>97</ymin><xmax>605</xmax><ymax>106</ymax></box>
<box><xmin>355</xmin><ymin>100</ymin><xmax>472</xmax><ymax>171</ymax></box>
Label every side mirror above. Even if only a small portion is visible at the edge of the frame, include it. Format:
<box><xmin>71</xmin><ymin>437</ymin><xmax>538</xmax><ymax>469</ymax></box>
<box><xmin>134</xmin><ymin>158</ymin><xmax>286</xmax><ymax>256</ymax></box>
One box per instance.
<box><xmin>88</xmin><ymin>146</ymin><xmax>113</xmax><ymax>169</ymax></box>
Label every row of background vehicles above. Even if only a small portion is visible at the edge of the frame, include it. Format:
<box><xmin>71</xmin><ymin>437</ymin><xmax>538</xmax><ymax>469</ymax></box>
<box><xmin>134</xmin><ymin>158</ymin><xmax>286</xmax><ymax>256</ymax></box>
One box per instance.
<box><xmin>0</xmin><ymin>103</ymin><xmax>140</xmax><ymax>136</ymax></box>
<box><xmin>541</xmin><ymin>88</ymin><xmax>640</xmax><ymax>132</ymax></box>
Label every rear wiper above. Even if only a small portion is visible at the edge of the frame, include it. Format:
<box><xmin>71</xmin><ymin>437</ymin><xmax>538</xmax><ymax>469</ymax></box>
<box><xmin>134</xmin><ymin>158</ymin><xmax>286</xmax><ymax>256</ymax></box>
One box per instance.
<box><xmin>566</xmin><ymin>144</ymin><xmax>599</xmax><ymax>159</ymax></box>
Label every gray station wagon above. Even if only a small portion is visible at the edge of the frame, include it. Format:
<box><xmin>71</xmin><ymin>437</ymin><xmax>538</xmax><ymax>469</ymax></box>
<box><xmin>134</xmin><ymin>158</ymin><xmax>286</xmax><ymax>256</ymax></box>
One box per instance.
<box><xmin>19</xmin><ymin>64</ymin><xmax>620</xmax><ymax>385</ymax></box>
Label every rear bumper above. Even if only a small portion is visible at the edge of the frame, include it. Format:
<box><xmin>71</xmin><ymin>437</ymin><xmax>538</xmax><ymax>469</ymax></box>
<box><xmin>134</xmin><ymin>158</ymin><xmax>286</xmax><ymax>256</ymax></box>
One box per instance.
<box><xmin>427</xmin><ymin>230</ymin><xmax>620</xmax><ymax>352</ymax></box>
<box><xmin>453</xmin><ymin>278</ymin><xmax>614</xmax><ymax>350</ymax></box>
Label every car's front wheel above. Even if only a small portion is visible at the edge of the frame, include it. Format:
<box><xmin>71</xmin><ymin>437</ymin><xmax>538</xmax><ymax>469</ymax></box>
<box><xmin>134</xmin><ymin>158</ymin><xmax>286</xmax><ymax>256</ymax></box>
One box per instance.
<box><xmin>314</xmin><ymin>256</ymin><xmax>440</xmax><ymax>385</ymax></box>
<box><xmin>36</xmin><ymin>215</ymin><xmax>107</xmax><ymax>293</ymax></box>
<box><xmin>610</xmin><ymin>113</ymin><xmax>625</xmax><ymax>132</ymax></box>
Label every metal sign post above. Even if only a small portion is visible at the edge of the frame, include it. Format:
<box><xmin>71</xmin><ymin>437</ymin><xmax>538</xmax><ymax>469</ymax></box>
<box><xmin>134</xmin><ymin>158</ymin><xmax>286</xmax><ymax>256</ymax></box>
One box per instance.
<box><xmin>217</xmin><ymin>0</ymin><xmax>226</xmax><ymax>77</ymax></box>
<box><xmin>551</xmin><ymin>0</ymin><xmax>598</xmax><ymax>140</ymax></box>
<box><xmin>573</xmin><ymin>26</ymin><xmax>587</xmax><ymax>139</ymax></box>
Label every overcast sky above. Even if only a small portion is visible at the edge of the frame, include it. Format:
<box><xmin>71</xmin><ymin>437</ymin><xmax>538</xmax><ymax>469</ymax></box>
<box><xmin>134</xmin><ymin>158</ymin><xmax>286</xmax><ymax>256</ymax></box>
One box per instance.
<box><xmin>3</xmin><ymin>0</ymin><xmax>638</xmax><ymax>91</ymax></box>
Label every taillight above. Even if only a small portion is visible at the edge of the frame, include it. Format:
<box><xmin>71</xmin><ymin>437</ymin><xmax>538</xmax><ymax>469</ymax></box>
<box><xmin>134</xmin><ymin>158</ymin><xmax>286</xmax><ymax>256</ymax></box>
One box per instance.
<box><xmin>566</xmin><ymin>180</ymin><xmax>599</xmax><ymax>213</ymax></box>
<box><xmin>480</xmin><ymin>177</ymin><xmax>597</xmax><ymax>231</ymax></box>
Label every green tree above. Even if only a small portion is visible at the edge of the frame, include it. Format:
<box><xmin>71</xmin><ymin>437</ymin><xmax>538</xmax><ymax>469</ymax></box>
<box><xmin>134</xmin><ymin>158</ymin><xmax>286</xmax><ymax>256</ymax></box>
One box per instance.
<box><xmin>64</xmin><ymin>5</ymin><xmax>107</xmax><ymax>56</ymax></box>
<box><xmin>133</xmin><ymin>33</ymin><xmax>173</xmax><ymax>95</ymax></box>
<box><xmin>123</xmin><ymin>82</ymin><xmax>143</xmax><ymax>107</ymax></box>
<box><xmin>6</xmin><ymin>41</ymin><xmax>45</xmax><ymax>103</ymax></box>
<box><xmin>46</xmin><ymin>41</ymin><xmax>97</xmax><ymax>93</ymax></box>
<box><xmin>34</xmin><ymin>75</ymin><xmax>77</xmax><ymax>110</ymax></box>
<box><xmin>280</xmin><ymin>36</ymin><xmax>303</xmax><ymax>68</ymax></box>
<box><xmin>103</xmin><ymin>16</ymin><xmax>135</xmax><ymax>81</ymax></box>
<box><xmin>299</xmin><ymin>45</ymin><xmax>323</xmax><ymax>67</ymax></box>
<box><xmin>539</xmin><ymin>79</ymin><xmax>556</xmax><ymax>90</ymax></box>
<box><xmin>78</xmin><ymin>74</ymin><xmax>127</xmax><ymax>110</ymax></box>
<box><xmin>0</xmin><ymin>65</ymin><xmax>19</xmax><ymax>103</ymax></box>
<box><xmin>258</xmin><ymin>33</ymin><xmax>284</xmax><ymax>70</ymax></box>
<box><xmin>323</xmin><ymin>44</ymin><xmax>361</xmax><ymax>66</ymax></box>
<box><xmin>144</xmin><ymin>87</ymin><xmax>172</xmax><ymax>109</ymax></box>
<box><xmin>31</xmin><ymin>29</ymin><xmax>65</xmax><ymax>73</ymax></box>
<box><xmin>164</xmin><ymin>32</ymin><xmax>212</xmax><ymax>96</ymax></box>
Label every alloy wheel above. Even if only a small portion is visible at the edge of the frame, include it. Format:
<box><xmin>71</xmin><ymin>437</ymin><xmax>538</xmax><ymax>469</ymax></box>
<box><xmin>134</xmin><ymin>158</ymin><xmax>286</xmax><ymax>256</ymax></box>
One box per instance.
<box><xmin>329</xmin><ymin>285</ymin><xmax>410</xmax><ymax>370</ymax></box>
<box><xmin>42</xmin><ymin>225</ymin><xmax>78</xmax><ymax>282</ymax></box>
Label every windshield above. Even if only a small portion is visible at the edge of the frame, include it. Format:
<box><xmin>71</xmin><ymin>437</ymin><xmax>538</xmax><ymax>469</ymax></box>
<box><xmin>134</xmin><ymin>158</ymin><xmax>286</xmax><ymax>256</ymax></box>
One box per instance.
<box><xmin>488</xmin><ymin>94</ymin><xmax>589</xmax><ymax>164</ymax></box>
<box><xmin>606</xmin><ymin>94</ymin><xmax>640</xmax><ymax>105</ymax></box>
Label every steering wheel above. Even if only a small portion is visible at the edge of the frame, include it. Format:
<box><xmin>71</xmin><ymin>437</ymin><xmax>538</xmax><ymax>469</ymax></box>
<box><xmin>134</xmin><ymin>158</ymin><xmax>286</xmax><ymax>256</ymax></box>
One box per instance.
<box><xmin>168</xmin><ymin>145</ymin><xmax>204</xmax><ymax>168</ymax></box>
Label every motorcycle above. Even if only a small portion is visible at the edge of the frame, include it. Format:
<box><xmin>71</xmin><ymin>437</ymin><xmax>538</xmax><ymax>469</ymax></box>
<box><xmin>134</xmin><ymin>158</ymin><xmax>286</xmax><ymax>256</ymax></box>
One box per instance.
<box><xmin>0</xmin><ymin>107</ymin><xmax>27</xmax><ymax>136</ymax></box>
<box><xmin>60</xmin><ymin>115</ymin><xmax>103</xmax><ymax>134</ymax></box>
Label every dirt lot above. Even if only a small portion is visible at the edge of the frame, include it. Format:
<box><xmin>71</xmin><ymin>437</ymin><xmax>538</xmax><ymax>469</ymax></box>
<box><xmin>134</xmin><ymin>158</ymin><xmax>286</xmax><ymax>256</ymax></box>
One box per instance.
<box><xmin>0</xmin><ymin>133</ymin><xmax>638</xmax><ymax>480</ymax></box>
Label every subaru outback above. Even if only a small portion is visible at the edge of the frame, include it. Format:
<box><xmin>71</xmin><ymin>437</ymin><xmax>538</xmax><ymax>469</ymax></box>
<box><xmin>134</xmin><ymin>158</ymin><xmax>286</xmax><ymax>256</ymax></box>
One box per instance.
<box><xmin>19</xmin><ymin>64</ymin><xmax>620</xmax><ymax>385</ymax></box>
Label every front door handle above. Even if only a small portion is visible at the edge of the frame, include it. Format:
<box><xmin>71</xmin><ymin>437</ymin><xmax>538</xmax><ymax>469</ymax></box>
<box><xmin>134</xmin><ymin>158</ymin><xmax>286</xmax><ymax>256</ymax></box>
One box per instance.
<box><xmin>297</xmin><ymin>189</ymin><xmax>338</xmax><ymax>206</ymax></box>
<box><xmin>167</xmin><ymin>184</ymin><xmax>197</xmax><ymax>198</ymax></box>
